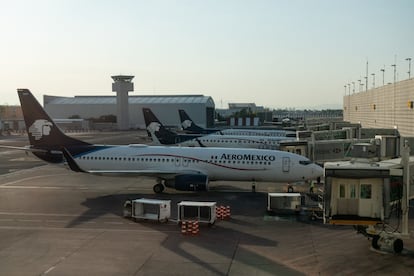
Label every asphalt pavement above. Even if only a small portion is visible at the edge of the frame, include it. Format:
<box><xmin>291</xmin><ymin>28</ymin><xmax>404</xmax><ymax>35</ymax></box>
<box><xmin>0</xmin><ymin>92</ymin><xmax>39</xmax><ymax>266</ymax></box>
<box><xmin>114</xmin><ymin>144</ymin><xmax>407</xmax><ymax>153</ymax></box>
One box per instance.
<box><xmin>0</xmin><ymin>131</ymin><xmax>413</xmax><ymax>275</ymax></box>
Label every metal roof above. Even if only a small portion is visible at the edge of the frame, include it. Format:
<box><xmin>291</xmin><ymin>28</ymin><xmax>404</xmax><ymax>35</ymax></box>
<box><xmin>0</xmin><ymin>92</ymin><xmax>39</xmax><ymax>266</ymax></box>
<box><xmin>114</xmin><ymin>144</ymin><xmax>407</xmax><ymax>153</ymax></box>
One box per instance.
<box><xmin>45</xmin><ymin>94</ymin><xmax>214</xmax><ymax>106</ymax></box>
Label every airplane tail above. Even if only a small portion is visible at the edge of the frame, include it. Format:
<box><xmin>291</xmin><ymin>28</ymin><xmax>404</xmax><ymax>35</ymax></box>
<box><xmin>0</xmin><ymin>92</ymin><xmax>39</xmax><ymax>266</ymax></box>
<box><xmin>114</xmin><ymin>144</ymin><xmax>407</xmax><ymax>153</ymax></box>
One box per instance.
<box><xmin>142</xmin><ymin>108</ymin><xmax>179</xmax><ymax>145</ymax></box>
<box><xmin>178</xmin><ymin>109</ymin><xmax>209</xmax><ymax>134</ymax></box>
<box><xmin>18</xmin><ymin>89</ymin><xmax>91</xmax><ymax>163</ymax></box>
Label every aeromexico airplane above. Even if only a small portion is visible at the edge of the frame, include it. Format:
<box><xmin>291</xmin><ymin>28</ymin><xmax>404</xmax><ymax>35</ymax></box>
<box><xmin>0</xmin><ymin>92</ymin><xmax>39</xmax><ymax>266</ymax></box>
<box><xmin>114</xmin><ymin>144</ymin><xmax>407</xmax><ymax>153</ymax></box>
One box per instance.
<box><xmin>179</xmin><ymin>109</ymin><xmax>296</xmax><ymax>137</ymax></box>
<box><xmin>11</xmin><ymin>89</ymin><xmax>322</xmax><ymax>194</ymax></box>
<box><xmin>144</xmin><ymin>108</ymin><xmax>294</xmax><ymax>150</ymax></box>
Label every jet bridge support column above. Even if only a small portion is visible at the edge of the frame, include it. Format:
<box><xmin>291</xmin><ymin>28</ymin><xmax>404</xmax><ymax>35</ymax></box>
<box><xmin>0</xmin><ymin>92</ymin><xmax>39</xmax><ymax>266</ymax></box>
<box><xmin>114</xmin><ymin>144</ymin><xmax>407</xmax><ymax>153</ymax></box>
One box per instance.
<box><xmin>401</xmin><ymin>140</ymin><xmax>410</xmax><ymax>236</ymax></box>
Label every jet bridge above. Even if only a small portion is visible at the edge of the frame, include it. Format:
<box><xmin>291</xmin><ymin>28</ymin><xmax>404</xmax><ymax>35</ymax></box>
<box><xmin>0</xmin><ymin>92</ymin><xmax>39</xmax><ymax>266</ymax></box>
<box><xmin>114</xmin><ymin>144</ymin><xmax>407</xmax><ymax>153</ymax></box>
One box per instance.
<box><xmin>323</xmin><ymin>144</ymin><xmax>413</xmax><ymax>253</ymax></box>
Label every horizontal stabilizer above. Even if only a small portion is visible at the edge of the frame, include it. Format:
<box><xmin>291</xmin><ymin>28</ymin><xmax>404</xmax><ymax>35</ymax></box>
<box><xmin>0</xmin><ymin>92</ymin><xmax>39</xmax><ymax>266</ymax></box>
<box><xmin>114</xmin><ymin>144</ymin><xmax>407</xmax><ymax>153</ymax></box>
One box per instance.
<box><xmin>0</xmin><ymin>145</ymin><xmax>48</xmax><ymax>153</ymax></box>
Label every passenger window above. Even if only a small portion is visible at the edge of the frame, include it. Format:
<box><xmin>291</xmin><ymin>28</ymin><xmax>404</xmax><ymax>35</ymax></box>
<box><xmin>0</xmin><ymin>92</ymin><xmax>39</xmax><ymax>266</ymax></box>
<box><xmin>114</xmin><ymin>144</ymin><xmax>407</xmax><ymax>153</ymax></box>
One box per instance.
<box><xmin>360</xmin><ymin>184</ymin><xmax>372</xmax><ymax>199</ymax></box>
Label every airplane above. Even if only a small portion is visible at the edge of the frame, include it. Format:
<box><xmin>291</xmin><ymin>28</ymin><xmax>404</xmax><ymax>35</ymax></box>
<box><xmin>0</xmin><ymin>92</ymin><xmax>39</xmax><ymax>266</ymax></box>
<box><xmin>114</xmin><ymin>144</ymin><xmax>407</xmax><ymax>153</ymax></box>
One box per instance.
<box><xmin>144</xmin><ymin>108</ymin><xmax>295</xmax><ymax>150</ymax></box>
<box><xmin>10</xmin><ymin>89</ymin><xmax>323</xmax><ymax>194</ymax></box>
<box><xmin>179</xmin><ymin>109</ymin><xmax>296</xmax><ymax>137</ymax></box>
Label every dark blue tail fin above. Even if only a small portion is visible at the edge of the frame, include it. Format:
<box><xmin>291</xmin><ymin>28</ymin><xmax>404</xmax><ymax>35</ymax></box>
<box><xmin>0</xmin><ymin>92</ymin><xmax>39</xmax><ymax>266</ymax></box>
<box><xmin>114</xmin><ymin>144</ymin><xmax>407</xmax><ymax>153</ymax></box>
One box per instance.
<box><xmin>142</xmin><ymin>108</ymin><xmax>180</xmax><ymax>145</ymax></box>
<box><xmin>142</xmin><ymin>108</ymin><xmax>201</xmax><ymax>145</ymax></box>
<box><xmin>179</xmin><ymin>109</ymin><xmax>206</xmax><ymax>133</ymax></box>
<box><xmin>179</xmin><ymin>109</ymin><xmax>219</xmax><ymax>134</ymax></box>
<box><xmin>18</xmin><ymin>89</ymin><xmax>91</xmax><ymax>163</ymax></box>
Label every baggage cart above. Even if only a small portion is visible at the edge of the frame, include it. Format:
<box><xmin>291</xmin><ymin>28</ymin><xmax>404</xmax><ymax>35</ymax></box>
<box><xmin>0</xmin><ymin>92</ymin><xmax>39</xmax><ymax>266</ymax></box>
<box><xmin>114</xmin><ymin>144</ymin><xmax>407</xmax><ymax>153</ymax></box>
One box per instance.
<box><xmin>123</xmin><ymin>198</ymin><xmax>171</xmax><ymax>222</ymax></box>
<box><xmin>177</xmin><ymin>201</ymin><xmax>216</xmax><ymax>225</ymax></box>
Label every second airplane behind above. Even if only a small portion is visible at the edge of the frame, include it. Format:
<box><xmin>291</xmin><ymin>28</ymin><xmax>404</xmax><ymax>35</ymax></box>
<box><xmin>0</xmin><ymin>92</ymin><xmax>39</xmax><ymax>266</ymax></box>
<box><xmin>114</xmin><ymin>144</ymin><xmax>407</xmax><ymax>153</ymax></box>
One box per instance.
<box><xmin>144</xmin><ymin>108</ymin><xmax>295</xmax><ymax>150</ymax></box>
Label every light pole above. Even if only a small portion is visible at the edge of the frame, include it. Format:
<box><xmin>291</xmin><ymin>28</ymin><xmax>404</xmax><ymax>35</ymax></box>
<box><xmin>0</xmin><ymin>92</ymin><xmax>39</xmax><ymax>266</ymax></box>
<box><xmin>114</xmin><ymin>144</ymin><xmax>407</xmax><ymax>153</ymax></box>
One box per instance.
<box><xmin>406</xmin><ymin>57</ymin><xmax>412</xmax><ymax>79</ymax></box>
<box><xmin>391</xmin><ymin>64</ymin><xmax>396</xmax><ymax>83</ymax></box>
<box><xmin>380</xmin><ymin>68</ymin><xmax>385</xmax><ymax>85</ymax></box>
<box><xmin>344</xmin><ymin>85</ymin><xmax>347</xmax><ymax>95</ymax></box>
<box><xmin>358</xmin><ymin>79</ymin><xmax>361</xmax><ymax>92</ymax></box>
<box><xmin>364</xmin><ymin>76</ymin><xmax>368</xmax><ymax>91</ymax></box>
<box><xmin>348</xmin><ymin>83</ymin><xmax>351</xmax><ymax>95</ymax></box>
<box><xmin>352</xmin><ymin>81</ymin><xmax>355</xmax><ymax>93</ymax></box>
<box><xmin>391</xmin><ymin>63</ymin><xmax>397</xmax><ymax>126</ymax></box>
<box><xmin>371</xmin><ymin>73</ymin><xmax>375</xmax><ymax>88</ymax></box>
<box><xmin>365</xmin><ymin>60</ymin><xmax>369</xmax><ymax>91</ymax></box>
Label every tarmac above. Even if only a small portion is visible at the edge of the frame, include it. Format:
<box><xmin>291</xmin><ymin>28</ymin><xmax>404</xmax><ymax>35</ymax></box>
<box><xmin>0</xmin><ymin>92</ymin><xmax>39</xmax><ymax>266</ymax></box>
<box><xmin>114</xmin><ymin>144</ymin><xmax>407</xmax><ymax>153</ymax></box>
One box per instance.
<box><xmin>0</xmin><ymin>131</ymin><xmax>413</xmax><ymax>276</ymax></box>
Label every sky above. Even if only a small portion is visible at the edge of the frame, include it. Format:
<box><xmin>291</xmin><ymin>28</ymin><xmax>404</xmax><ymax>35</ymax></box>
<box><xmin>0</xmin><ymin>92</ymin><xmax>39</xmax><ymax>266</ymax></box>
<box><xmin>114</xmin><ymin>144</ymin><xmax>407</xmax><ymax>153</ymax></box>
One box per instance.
<box><xmin>0</xmin><ymin>0</ymin><xmax>413</xmax><ymax>109</ymax></box>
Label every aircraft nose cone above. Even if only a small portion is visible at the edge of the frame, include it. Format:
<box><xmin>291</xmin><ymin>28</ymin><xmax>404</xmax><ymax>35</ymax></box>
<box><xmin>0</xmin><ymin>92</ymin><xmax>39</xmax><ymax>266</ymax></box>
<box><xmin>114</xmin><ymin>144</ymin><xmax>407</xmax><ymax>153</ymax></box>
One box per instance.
<box><xmin>313</xmin><ymin>164</ymin><xmax>324</xmax><ymax>177</ymax></box>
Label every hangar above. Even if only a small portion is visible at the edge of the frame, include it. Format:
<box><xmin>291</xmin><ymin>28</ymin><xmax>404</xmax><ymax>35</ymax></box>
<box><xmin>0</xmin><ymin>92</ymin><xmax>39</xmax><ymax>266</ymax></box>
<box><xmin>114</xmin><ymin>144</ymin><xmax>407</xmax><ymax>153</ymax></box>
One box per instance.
<box><xmin>44</xmin><ymin>94</ymin><xmax>215</xmax><ymax>130</ymax></box>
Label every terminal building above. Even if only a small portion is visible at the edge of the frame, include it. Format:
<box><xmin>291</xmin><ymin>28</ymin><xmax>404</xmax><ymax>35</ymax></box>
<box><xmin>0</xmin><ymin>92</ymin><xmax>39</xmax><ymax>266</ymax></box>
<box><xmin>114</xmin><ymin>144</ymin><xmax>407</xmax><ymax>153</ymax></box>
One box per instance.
<box><xmin>343</xmin><ymin>78</ymin><xmax>414</xmax><ymax>137</ymax></box>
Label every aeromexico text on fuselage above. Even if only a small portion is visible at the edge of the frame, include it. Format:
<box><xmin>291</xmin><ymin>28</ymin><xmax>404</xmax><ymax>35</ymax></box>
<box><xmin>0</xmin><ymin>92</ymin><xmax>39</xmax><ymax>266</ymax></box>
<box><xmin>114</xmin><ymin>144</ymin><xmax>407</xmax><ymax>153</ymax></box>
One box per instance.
<box><xmin>220</xmin><ymin>153</ymin><xmax>275</xmax><ymax>162</ymax></box>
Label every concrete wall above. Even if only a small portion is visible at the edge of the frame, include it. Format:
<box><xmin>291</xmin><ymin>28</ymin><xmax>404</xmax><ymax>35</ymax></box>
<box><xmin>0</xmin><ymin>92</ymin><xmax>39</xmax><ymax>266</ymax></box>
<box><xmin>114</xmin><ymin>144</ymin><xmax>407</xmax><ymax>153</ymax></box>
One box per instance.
<box><xmin>343</xmin><ymin>78</ymin><xmax>414</xmax><ymax>136</ymax></box>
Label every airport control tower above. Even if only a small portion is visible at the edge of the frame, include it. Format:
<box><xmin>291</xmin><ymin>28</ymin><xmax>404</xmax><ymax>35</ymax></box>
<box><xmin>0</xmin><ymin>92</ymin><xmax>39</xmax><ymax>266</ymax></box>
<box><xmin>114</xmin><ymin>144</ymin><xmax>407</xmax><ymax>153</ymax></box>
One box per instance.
<box><xmin>111</xmin><ymin>75</ymin><xmax>134</xmax><ymax>130</ymax></box>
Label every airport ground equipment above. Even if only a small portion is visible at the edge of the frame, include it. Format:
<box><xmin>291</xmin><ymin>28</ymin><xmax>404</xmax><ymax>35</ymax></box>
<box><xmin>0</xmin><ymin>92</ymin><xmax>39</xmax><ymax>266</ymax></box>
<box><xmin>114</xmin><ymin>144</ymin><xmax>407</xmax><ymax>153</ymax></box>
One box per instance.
<box><xmin>267</xmin><ymin>192</ymin><xmax>323</xmax><ymax>220</ymax></box>
<box><xmin>123</xmin><ymin>198</ymin><xmax>171</xmax><ymax>222</ymax></box>
<box><xmin>177</xmin><ymin>201</ymin><xmax>217</xmax><ymax>225</ymax></box>
<box><xmin>323</xmin><ymin>142</ymin><xmax>413</xmax><ymax>253</ymax></box>
<box><xmin>267</xmin><ymin>193</ymin><xmax>302</xmax><ymax>214</ymax></box>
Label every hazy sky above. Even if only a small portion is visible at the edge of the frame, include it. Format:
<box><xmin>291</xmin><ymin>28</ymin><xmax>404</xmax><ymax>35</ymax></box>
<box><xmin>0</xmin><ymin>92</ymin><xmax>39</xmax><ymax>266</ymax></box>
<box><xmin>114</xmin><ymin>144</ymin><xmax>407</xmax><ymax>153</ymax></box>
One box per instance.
<box><xmin>1</xmin><ymin>0</ymin><xmax>413</xmax><ymax>109</ymax></box>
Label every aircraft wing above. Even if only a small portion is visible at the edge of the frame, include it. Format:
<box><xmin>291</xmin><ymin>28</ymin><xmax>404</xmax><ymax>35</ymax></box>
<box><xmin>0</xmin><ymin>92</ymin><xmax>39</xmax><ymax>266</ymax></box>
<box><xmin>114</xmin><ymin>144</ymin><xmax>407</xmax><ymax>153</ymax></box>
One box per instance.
<box><xmin>0</xmin><ymin>145</ymin><xmax>49</xmax><ymax>153</ymax></box>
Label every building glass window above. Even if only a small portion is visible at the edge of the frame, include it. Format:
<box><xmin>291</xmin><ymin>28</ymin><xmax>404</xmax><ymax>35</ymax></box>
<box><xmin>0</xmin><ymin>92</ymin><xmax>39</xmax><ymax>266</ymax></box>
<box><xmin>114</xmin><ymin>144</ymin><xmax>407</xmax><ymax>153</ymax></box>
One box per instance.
<box><xmin>360</xmin><ymin>184</ymin><xmax>372</xmax><ymax>199</ymax></box>
<box><xmin>350</xmin><ymin>184</ymin><xmax>356</xmax><ymax>198</ymax></box>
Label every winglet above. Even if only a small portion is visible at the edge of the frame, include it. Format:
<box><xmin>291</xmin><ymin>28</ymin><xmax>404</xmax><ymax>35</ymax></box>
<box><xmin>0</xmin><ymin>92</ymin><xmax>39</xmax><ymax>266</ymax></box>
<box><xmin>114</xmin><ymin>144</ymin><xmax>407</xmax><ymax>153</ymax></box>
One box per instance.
<box><xmin>62</xmin><ymin>148</ymin><xmax>86</xmax><ymax>173</ymax></box>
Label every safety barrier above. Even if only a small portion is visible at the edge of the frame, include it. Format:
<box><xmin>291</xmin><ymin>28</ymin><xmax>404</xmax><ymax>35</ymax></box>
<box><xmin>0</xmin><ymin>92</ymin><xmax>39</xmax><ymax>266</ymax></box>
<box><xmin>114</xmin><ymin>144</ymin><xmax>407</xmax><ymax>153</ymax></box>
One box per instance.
<box><xmin>216</xmin><ymin>205</ymin><xmax>231</xmax><ymax>220</ymax></box>
<box><xmin>181</xmin><ymin>220</ymin><xmax>199</xmax><ymax>236</ymax></box>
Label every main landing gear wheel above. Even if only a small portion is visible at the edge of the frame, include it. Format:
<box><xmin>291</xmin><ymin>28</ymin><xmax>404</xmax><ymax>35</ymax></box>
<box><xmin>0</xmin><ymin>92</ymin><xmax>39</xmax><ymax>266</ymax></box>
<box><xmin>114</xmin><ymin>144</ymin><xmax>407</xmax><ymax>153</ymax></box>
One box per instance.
<box><xmin>153</xmin><ymin>183</ymin><xmax>164</xmax><ymax>194</ymax></box>
<box><xmin>372</xmin><ymin>235</ymin><xmax>380</xmax><ymax>250</ymax></box>
<box><xmin>393</xmin><ymin>239</ymin><xmax>404</xmax><ymax>254</ymax></box>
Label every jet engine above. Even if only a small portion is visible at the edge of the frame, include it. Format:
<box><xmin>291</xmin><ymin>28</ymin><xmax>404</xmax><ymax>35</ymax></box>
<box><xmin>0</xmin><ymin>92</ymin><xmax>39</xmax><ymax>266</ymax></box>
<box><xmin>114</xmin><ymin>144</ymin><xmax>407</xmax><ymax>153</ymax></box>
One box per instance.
<box><xmin>165</xmin><ymin>174</ymin><xmax>208</xmax><ymax>191</ymax></box>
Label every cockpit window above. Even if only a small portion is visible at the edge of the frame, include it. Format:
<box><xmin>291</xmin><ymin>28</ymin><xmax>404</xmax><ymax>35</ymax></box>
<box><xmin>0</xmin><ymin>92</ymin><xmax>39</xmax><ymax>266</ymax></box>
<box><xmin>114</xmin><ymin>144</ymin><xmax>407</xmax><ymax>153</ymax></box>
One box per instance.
<box><xmin>299</xmin><ymin>160</ymin><xmax>312</xmax><ymax>165</ymax></box>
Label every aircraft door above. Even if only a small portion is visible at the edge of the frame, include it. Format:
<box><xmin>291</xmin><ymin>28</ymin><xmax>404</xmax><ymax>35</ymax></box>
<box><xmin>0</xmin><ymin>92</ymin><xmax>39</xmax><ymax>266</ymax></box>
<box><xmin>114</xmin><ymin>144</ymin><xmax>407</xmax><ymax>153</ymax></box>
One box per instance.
<box><xmin>336</xmin><ymin>179</ymin><xmax>359</xmax><ymax>215</ymax></box>
<box><xmin>358</xmin><ymin>179</ymin><xmax>382</xmax><ymax>218</ymax></box>
<box><xmin>282</xmin><ymin>157</ymin><xmax>290</xmax><ymax>172</ymax></box>
<box><xmin>332</xmin><ymin>178</ymin><xmax>382</xmax><ymax>219</ymax></box>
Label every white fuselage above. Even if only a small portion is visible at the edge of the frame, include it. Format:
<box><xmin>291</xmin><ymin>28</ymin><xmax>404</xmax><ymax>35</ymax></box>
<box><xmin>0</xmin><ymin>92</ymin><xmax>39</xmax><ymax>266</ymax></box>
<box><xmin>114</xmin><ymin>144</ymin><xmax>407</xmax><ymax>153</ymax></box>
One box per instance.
<box><xmin>219</xmin><ymin>129</ymin><xmax>296</xmax><ymax>137</ymax></box>
<box><xmin>73</xmin><ymin>144</ymin><xmax>322</xmax><ymax>182</ymax></box>
<box><xmin>173</xmin><ymin>134</ymin><xmax>294</xmax><ymax>150</ymax></box>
